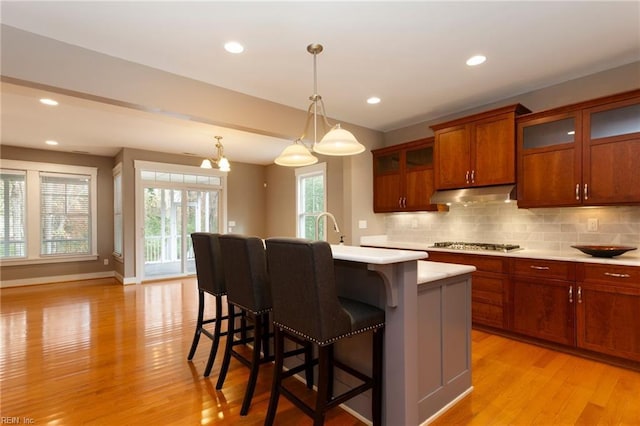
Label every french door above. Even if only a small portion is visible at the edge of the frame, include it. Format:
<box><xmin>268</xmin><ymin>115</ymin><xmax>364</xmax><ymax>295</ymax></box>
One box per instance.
<box><xmin>135</xmin><ymin>161</ymin><xmax>226</xmax><ymax>281</ymax></box>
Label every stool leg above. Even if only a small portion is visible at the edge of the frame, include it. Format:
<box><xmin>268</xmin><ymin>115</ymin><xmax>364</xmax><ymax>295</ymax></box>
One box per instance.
<box><xmin>240</xmin><ymin>313</ymin><xmax>263</xmax><ymax>416</ymax></box>
<box><xmin>304</xmin><ymin>342</ymin><xmax>314</xmax><ymax>389</ymax></box>
<box><xmin>372</xmin><ymin>328</ymin><xmax>384</xmax><ymax>426</ymax></box>
<box><xmin>203</xmin><ymin>294</ymin><xmax>224</xmax><ymax>377</ymax></box>
<box><xmin>187</xmin><ymin>290</ymin><xmax>205</xmax><ymax>360</ymax></box>
<box><xmin>216</xmin><ymin>303</ymin><xmax>235</xmax><ymax>389</ymax></box>
<box><xmin>261</xmin><ymin>312</ymin><xmax>271</xmax><ymax>360</ymax></box>
<box><xmin>265</xmin><ymin>327</ymin><xmax>285</xmax><ymax>426</ymax></box>
<box><xmin>314</xmin><ymin>344</ymin><xmax>331</xmax><ymax>426</ymax></box>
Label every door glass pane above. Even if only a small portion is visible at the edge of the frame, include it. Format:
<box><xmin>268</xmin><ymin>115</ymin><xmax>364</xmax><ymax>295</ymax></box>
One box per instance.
<box><xmin>185</xmin><ymin>190</ymin><xmax>219</xmax><ymax>273</ymax></box>
<box><xmin>376</xmin><ymin>153</ymin><xmax>400</xmax><ymax>173</ymax></box>
<box><xmin>144</xmin><ymin>187</ymin><xmax>182</xmax><ymax>278</ymax></box>
<box><xmin>0</xmin><ymin>170</ymin><xmax>26</xmax><ymax>258</ymax></box>
<box><xmin>406</xmin><ymin>146</ymin><xmax>433</xmax><ymax>169</ymax></box>
<box><xmin>523</xmin><ymin>117</ymin><xmax>575</xmax><ymax>149</ymax></box>
<box><xmin>590</xmin><ymin>103</ymin><xmax>640</xmax><ymax>139</ymax></box>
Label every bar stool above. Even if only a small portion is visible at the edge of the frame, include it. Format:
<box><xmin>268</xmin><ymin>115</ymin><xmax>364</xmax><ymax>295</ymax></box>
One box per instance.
<box><xmin>216</xmin><ymin>234</ymin><xmax>314</xmax><ymax>416</ymax></box>
<box><xmin>188</xmin><ymin>232</ymin><xmax>243</xmax><ymax>377</ymax></box>
<box><xmin>264</xmin><ymin>238</ymin><xmax>385</xmax><ymax>426</ymax></box>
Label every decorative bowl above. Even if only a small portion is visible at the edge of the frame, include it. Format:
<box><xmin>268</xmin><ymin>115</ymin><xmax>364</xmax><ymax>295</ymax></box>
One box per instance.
<box><xmin>571</xmin><ymin>245</ymin><xmax>637</xmax><ymax>258</ymax></box>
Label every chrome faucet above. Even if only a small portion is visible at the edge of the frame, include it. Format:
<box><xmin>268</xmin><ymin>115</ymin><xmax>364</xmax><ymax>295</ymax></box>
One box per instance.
<box><xmin>315</xmin><ymin>212</ymin><xmax>340</xmax><ymax>241</ymax></box>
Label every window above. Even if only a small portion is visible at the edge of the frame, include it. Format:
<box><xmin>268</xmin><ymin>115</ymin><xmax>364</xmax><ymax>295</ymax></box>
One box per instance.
<box><xmin>0</xmin><ymin>160</ymin><xmax>97</xmax><ymax>264</ymax></box>
<box><xmin>113</xmin><ymin>163</ymin><xmax>123</xmax><ymax>258</ymax></box>
<box><xmin>296</xmin><ymin>163</ymin><xmax>326</xmax><ymax>240</ymax></box>
<box><xmin>0</xmin><ymin>170</ymin><xmax>26</xmax><ymax>258</ymax></box>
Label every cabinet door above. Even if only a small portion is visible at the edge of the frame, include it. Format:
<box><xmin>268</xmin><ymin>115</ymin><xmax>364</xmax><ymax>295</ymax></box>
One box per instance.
<box><xmin>511</xmin><ymin>278</ymin><xmax>575</xmax><ymax>346</ymax></box>
<box><xmin>435</xmin><ymin>125</ymin><xmax>470</xmax><ymax>189</ymax></box>
<box><xmin>373</xmin><ymin>151</ymin><xmax>402</xmax><ymax>212</ymax></box>
<box><xmin>517</xmin><ymin>113</ymin><xmax>582</xmax><ymax>208</ymax></box>
<box><xmin>472</xmin><ymin>273</ymin><xmax>507</xmax><ymax>329</ymax></box>
<box><xmin>473</xmin><ymin>114</ymin><xmax>516</xmax><ymax>186</ymax></box>
<box><xmin>576</xmin><ymin>282</ymin><xmax>640</xmax><ymax>362</ymax></box>
<box><xmin>404</xmin><ymin>144</ymin><xmax>437</xmax><ymax>211</ymax></box>
<box><xmin>583</xmin><ymin>98</ymin><xmax>640</xmax><ymax>205</ymax></box>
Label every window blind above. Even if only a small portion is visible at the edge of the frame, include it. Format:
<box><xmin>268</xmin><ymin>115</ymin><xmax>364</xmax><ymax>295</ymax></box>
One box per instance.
<box><xmin>40</xmin><ymin>173</ymin><xmax>91</xmax><ymax>256</ymax></box>
<box><xmin>0</xmin><ymin>170</ymin><xmax>26</xmax><ymax>258</ymax></box>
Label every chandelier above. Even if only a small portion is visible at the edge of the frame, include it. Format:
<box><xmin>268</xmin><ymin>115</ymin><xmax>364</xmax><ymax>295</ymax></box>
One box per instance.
<box><xmin>274</xmin><ymin>43</ymin><xmax>366</xmax><ymax>167</ymax></box>
<box><xmin>200</xmin><ymin>136</ymin><xmax>230</xmax><ymax>172</ymax></box>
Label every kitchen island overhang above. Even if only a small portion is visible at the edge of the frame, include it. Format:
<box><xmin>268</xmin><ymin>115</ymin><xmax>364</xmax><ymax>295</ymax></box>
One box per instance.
<box><xmin>326</xmin><ymin>245</ymin><xmax>475</xmax><ymax>425</ymax></box>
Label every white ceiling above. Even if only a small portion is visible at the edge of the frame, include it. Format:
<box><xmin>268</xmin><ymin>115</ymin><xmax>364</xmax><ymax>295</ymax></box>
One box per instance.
<box><xmin>1</xmin><ymin>1</ymin><xmax>639</xmax><ymax>164</ymax></box>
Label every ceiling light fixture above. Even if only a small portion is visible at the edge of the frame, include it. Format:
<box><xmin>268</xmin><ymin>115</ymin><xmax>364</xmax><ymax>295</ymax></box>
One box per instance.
<box><xmin>367</xmin><ymin>96</ymin><xmax>381</xmax><ymax>105</ymax></box>
<box><xmin>274</xmin><ymin>43</ymin><xmax>366</xmax><ymax>167</ymax></box>
<box><xmin>200</xmin><ymin>136</ymin><xmax>231</xmax><ymax>172</ymax></box>
<box><xmin>45</xmin><ymin>140</ymin><xmax>59</xmax><ymax>145</ymax></box>
<box><xmin>40</xmin><ymin>98</ymin><xmax>58</xmax><ymax>106</ymax></box>
<box><xmin>224</xmin><ymin>41</ymin><xmax>244</xmax><ymax>54</ymax></box>
<box><xmin>466</xmin><ymin>55</ymin><xmax>487</xmax><ymax>66</ymax></box>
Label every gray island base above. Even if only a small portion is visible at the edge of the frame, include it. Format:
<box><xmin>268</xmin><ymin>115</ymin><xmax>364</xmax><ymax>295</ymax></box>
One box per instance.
<box><xmin>324</xmin><ymin>245</ymin><xmax>476</xmax><ymax>425</ymax></box>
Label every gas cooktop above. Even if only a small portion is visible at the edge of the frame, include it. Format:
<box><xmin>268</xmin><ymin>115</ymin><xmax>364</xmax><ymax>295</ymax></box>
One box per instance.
<box><xmin>431</xmin><ymin>242</ymin><xmax>522</xmax><ymax>252</ymax></box>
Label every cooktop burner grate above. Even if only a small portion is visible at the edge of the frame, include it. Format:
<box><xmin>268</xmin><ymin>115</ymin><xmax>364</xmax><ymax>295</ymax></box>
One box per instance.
<box><xmin>431</xmin><ymin>241</ymin><xmax>522</xmax><ymax>252</ymax></box>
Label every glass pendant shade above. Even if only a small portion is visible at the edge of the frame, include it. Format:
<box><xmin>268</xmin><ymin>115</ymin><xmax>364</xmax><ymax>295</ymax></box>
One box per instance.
<box><xmin>314</xmin><ymin>124</ymin><xmax>366</xmax><ymax>156</ymax></box>
<box><xmin>200</xmin><ymin>158</ymin><xmax>213</xmax><ymax>169</ymax></box>
<box><xmin>274</xmin><ymin>142</ymin><xmax>318</xmax><ymax>167</ymax></box>
<box><xmin>218</xmin><ymin>157</ymin><xmax>231</xmax><ymax>172</ymax></box>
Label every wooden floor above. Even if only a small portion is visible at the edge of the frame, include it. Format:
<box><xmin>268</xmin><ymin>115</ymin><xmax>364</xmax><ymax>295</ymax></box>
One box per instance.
<box><xmin>1</xmin><ymin>278</ymin><xmax>639</xmax><ymax>425</ymax></box>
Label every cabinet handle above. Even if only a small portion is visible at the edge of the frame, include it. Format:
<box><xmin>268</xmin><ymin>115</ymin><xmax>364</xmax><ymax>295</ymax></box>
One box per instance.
<box><xmin>465</xmin><ymin>170</ymin><xmax>470</xmax><ymax>184</ymax></box>
<box><xmin>604</xmin><ymin>272</ymin><xmax>631</xmax><ymax>278</ymax></box>
<box><xmin>569</xmin><ymin>285</ymin><xmax>573</xmax><ymax>303</ymax></box>
<box><xmin>577</xmin><ymin>286</ymin><xmax>582</xmax><ymax>304</ymax></box>
<box><xmin>471</xmin><ymin>170</ymin><xmax>475</xmax><ymax>184</ymax></box>
<box><xmin>530</xmin><ymin>265</ymin><xmax>550</xmax><ymax>270</ymax></box>
<box><xmin>584</xmin><ymin>184</ymin><xmax>588</xmax><ymax>200</ymax></box>
<box><xmin>398</xmin><ymin>197</ymin><xmax>402</xmax><ymax>208</ymax></box>
<box><xmin>402</xmin><ymin>197</ymin><xmax>407</xmax><ymax>208</ymax></box>
<box><xmin>575</xmin><ymin>184</ymin><xmax>580</xmax><ymax>201</ymax></box>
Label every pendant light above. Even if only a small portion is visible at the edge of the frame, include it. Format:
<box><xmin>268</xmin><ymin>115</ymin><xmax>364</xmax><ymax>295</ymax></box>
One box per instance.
<box><xmin>274</xmin><ymin>43</ymin><xmax>365</xmax><ymax>167</ymax></box>
<box><xmin>200</xmin><ymin>136</ymin><xmax>231</xmax><ymax>172</ymax></box>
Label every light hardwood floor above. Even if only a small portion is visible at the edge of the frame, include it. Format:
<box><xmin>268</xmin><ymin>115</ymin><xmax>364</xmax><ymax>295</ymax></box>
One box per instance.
<box><xmin>1</xmin><ymin>278</ymin><xmax>639</xmax><ymax>425</ymax></box>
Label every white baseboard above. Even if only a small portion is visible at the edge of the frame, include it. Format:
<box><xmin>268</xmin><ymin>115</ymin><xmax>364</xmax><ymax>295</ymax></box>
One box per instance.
<box><xmin>114</xmin><ymin>271</ymin><xmax>138</xmax><ymax>285</ymax></box>
<box><xmin>1</xmin><ymin>271</ymin><xmax>115</xmax><ymax>288</ymax></box>
<box><xmin>420</xmin><ymin>386</ymin><xmax>474</xmax><ymax>425</ymax></box>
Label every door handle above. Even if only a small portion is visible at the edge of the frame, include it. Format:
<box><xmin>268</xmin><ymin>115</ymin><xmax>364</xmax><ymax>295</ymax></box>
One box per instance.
<box><xmin>584</xmin><ymin>184</ymin><xmax>588</xmax><ymax>200</ymax></box>
<box><xmin>575</xmin><ymin>184</ymin><xmax>580</xmax><ymax>201</ymax></box>
<box><xmin>465</xmin><ymin>170</ymin><xmax>470</xmax><ymax>184</ymax></box>
<box><xmin>577</xmin><ymin>286</ymin><xmax>582</xmax><ymax>304</ymax></box>
<box><xmin>569</xmin><ymin>285</ymin><xmax>573</xmax><ymax>303</ymax></box>
<box><xmin>471</xmin><ymin>170</ymin><xmax>475</xmax><ymax>184</ymax></box>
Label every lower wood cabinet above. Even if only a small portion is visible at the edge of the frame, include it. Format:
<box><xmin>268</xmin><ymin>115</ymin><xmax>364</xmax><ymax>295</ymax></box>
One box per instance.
<box><xmin>576</xmin><ymin>263</ymin><xmax>640</xmax><ymax>362</ymax></box>
<box><xmin>427</xmin><ymin>251</ymin><xmax>640</xmax><ymax>364</ymax></box>
<box><xmin>510</xmin><ymin>258</ymin><xmax>576</xmax><ymax>346</ymax></box>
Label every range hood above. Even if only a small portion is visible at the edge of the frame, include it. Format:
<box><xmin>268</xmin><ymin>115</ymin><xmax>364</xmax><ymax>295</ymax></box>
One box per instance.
<box><xmin>430</xmin><ymin>184</ymin><xmax>517</xmax><ymax>205</ymax></box>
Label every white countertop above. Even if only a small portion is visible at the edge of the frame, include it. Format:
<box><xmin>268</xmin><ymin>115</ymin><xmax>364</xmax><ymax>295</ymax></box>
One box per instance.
<box><xmin>331</xmin><ymin>244</ymin><xmax>427</xmax><ymax>264</ymax></box>
<box><xmin>417</xmin><ymin>260</ymin><xmax>475</xmax><ymax>284</ymax></box>
<box><xmin>360</xmin><ymin>236</ymin><xmax>640</xmax><ymax>267</ymax></box>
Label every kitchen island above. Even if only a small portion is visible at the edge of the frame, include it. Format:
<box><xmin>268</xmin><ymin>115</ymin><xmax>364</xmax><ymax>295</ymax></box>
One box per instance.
<box><xmin>327</xmin><ymin>245</ymin><xmax>475</xmax><ymax>425</ymax></box>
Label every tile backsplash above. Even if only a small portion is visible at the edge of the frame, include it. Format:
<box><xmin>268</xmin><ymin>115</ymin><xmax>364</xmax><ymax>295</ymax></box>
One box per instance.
<box><xmin>385</xmin><ymin>203</ymin><xmax>640</xmax><ymax>251</ymax></box>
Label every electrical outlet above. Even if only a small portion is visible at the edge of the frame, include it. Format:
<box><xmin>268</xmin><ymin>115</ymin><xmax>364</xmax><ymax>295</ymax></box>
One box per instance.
<box><xmin>358</xmin><ymin>220</ymin><xmax>367</xmax><ymax>229</ymax></box>
<box><xmin>103</xmin><ymin>258</ymin><xmax>109</xmax><ymax>266</ymax></box>
<box><xmin>587</xmin><ymin>218</ymin><xmax>598</xmax><ymax>232</ymax></box>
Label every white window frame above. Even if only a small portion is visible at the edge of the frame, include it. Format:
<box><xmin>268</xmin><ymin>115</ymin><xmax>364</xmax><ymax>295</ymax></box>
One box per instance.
<box><xmin>295</xmin><ymin>162</ymin><xmax>326</xmax><ymax>240</ymax></box>
<box><xmin>112</xmin><ymin>162</ymin><xmax>123</xmax><ymax>259</ymax></box>
<box><xmin>0</xmin><ymin>159</ymin><xmax>98</xmax><ymax>265</ymax></box>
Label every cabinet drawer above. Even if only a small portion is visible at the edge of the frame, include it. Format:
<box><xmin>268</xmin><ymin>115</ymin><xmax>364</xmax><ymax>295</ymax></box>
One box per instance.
<box><xmin>427</xmin><ymin>252</ymin><xmax>508</xmax><ymax>273</ymax></box>
<box><xmin>512</xmin><ymin>258</ymin><xmax>575</xmax><ymax>280</ymax></box>
<box><xmin>579</xmin><ymin>263</ymin><xmax>640</xmax><ymax>285</ymax></box>
<box><xmin>472</xmin><ymin>302</ymin><xmax>503</xmax><ymax>328</ymax></box>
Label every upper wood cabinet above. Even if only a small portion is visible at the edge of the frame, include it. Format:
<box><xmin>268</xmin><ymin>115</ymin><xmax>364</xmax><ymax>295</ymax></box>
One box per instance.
<box><xmin>517</xmin><ymin>89</ymin><xmax>640</xmax><ymax>208</ymax></box>
<box><xmin>431</xmin><ymin>104</ymin><xmax>531</xmax><ymax>190</ymax></box>
<box><xmin>372</xmin><ymin>137</ymin><xmax>441</xmax><ymax>212</ymax></box>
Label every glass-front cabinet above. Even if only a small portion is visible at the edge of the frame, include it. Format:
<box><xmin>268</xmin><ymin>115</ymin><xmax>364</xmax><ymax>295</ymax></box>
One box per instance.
<box><xmin>517</xmin><ymin>89</ymin><xmax>640</xmax><ymax>208</ymax></box>
<box><xmin>372</xmin><ymin>138</ymin><xmax>441</xmax><ymax>212</ymax></box>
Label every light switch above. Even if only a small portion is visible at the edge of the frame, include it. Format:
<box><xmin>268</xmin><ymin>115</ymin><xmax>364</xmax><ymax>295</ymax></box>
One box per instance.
<box><xmin>358</xmin><ymin>220</ymin><xmax>367</xmax><ymax>229</ymax></box>
<box><xmin>228</xmin><ymin>220</ymin><xmax>236</xmax><ymax>227</ymax></box>
<box><xmin>587</xmin><ymin>218</ymin><xmax>598</xmax><ymax>232</ymax></box>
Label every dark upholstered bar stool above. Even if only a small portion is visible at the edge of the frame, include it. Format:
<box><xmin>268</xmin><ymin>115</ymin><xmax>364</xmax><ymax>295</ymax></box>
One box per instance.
<box><xmin>188</xmin><ymin>232</ymin><xmax>241</xmax><ymax>377</ymax></box>
<box><xmin>265</xmin><ymin>238</ymin><xmax>385</xmax><ymax>426</ymax></box>
<box><xmin>216</xmin><ymin>234</ymin><xmax>314</xmax><ymax>416</ymax></box>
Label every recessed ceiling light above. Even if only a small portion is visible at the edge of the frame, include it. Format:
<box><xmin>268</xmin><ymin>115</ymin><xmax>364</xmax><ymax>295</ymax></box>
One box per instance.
<box><xmin>367</xmin><ymin>97</ymin><xmax>381</xmax><ymax>105</ymax></box>
<box><xmin>466</xmin><ymin>55</ymin><xmax>487</xmax><ymax>66</ymax></box>
<box><xmin>224</xmin><ymin>41</ymin><xmax>244</xmax><ymax>54</ymax></box>
<box><xmin>45</xmin><ymin>140</ymin><xmax>59</xmax><ymax>146</ymax></box>
<box><xmin>40</xmin><ymin>98</ymin><xmax>59</xmax><ymax>106</ymax></box>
